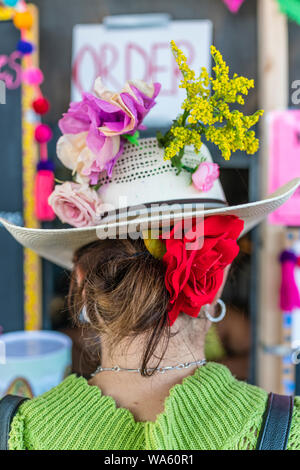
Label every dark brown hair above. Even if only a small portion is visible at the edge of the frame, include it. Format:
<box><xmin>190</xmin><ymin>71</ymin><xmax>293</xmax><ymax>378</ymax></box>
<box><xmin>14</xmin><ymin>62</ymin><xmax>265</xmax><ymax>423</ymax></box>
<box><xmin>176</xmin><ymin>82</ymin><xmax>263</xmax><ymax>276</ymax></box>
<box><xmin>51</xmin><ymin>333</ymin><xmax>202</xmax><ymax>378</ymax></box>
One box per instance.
<box><xmin>68</xmin><ymin>238</ymin><xmax>171</xmax><ymax>376</ymax></box>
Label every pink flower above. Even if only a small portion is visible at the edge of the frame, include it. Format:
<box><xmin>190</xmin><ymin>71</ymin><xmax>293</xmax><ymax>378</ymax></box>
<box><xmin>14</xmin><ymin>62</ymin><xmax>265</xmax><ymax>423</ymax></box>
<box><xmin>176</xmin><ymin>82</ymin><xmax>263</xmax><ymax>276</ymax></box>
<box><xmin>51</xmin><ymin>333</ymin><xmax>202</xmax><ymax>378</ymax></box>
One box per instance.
<box><xmin>58</xmin><ymin>78</ymin><xmax>161</xmax><ymax>156</ymax></box>
<box><xmin>192</xmin><ymin>162</ymin><xmax>220</xmax><ymax>192</ymax></box>
<box><xmin>56</xmin><ymin>132</ymin><xmax>123</xmax><ymax>184</ymax></box>
<box><xmin>48</xmin><ymin>182</ymin><xmax>104</xmax><ymax>228</ymax></box>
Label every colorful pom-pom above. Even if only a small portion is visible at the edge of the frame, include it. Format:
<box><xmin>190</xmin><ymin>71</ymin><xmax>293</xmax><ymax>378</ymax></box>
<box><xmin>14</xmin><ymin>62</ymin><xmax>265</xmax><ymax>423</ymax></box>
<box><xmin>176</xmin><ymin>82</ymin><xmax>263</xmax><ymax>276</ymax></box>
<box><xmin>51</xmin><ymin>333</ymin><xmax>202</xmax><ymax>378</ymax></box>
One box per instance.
<box><xmin>22</xmin><ymin>67</ymin><xmax>44</xmax><ymax>85</ymax></box>
<box><xmin>33</xmin><ymin>97</ymin><xmax>50</xmax><ymax>115</ymax></box>
<box><xmin>3</xmin><ymin>0</ymin><xmax>19</xmax><ymax>6</ymax></box>
<box><xmin>17</xmin><ymin>40</ymin><xmax>34</xmax><ymax>55</ymax></box>
<box><xmin>35</xmin><ymin>124</ymin><xmax>53</xmax><ymax>143</ymax></box>
<box><xmin>13</xmin><ymin>11</ymin><xmax>34</xmax><ymax>30</ymax></box>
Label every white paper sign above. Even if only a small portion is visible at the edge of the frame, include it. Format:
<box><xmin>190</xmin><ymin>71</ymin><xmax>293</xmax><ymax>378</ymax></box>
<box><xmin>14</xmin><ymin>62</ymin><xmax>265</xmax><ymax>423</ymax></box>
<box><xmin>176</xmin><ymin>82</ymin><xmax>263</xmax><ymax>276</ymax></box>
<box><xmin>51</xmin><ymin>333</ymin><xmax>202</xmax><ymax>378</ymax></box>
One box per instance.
<box><xmin>71</xmin><ymin>19</ymin><xmax>212</xmax><ymax>127</ymax></box>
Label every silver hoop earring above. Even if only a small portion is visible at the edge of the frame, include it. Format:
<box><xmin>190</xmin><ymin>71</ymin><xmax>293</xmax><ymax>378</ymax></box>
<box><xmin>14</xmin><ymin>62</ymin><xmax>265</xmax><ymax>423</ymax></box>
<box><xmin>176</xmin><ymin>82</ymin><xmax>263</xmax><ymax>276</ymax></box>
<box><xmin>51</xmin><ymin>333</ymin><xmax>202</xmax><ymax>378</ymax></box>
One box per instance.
<box><xmin>80</xmin><ymin>305</ymin><xmax>90</xmax><ymax>323</ymax></box>
<box><xmin>204</xmin><ymin>299</ymin><xmax>226</xmax><ymax>323</ymax></box>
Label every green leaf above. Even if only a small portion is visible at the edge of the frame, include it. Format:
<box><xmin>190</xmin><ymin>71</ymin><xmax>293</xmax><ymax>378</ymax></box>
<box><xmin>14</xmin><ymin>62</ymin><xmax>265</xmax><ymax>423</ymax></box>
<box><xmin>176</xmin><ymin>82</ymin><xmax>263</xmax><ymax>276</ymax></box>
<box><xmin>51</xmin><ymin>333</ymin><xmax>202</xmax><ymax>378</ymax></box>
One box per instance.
<box><xmin>90</xmin><ymin>182</ymin><xmax>102</xmax><ymax>191</ymax></box>
<box><xmin>170</xmin><ymin>154</ymin><xmax>183</xmax><ymax>173</ymax></box>
<box><xmin>123</xmin><ymin>131</ymin><xmax>140</xmax><ymax>146</ymax></box>
<box><xmin>182</xmin><ymin>164</ymin><xmax>196</xmax><ymax>174</ymax></box>
<box><xmin>156</xmin><ymin>131</ymin><xmax>165</xmax><ymax>147</ymax></box>
<box><xmin>143</xmin><ymin>231</ymin><xmax>166</xmax><ymax>259</ymax></box>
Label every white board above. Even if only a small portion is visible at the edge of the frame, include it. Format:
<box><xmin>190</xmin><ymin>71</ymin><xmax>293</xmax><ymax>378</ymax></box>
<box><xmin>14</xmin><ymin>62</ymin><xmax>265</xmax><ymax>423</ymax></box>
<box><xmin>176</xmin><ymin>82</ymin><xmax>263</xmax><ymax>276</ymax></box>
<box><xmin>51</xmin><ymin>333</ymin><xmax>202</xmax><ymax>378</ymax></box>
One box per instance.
<box><xmin>71</xmin><ymin>18</ymin><xmax>212</xmax><ymax>128</ymax></box>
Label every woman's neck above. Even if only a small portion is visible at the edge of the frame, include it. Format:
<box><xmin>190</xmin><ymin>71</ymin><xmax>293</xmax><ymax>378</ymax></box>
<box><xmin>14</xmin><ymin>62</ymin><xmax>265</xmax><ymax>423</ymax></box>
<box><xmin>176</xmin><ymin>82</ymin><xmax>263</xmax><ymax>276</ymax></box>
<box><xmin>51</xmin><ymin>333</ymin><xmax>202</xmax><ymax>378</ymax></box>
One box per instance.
<box><xmin>88</xmin><ymin>316</ymin><xmax>208</xmax><ymax>422</ymax></box>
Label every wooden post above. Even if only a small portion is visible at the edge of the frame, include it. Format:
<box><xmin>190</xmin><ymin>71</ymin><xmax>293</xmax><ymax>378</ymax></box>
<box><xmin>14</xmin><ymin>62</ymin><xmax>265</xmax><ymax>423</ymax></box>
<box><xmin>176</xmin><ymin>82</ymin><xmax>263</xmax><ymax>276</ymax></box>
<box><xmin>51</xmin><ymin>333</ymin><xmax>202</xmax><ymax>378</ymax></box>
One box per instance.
<box><xmin>257</xmin><ymin>0</ymin><xmax>288</xmax><ymax>392</ymax></box>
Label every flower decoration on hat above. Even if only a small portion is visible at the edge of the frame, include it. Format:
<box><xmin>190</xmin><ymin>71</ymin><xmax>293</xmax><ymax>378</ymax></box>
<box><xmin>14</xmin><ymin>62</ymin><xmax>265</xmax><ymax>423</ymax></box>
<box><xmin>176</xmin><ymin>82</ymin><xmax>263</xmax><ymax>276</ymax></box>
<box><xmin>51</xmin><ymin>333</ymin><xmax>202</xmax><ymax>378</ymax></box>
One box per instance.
<box><xmin>48</xmin><ymin>41</ymin><xmax>263</xmax><ymax>228</ymax></box>
<box><xmin>48</xmin><ymin>182</ymin><xmax>104</xmax><ymax>229</ymax></box>
<box><xmin>57</xmin><ymin>78</ymin><xmax>160</xmax><ymax>185</ymax></box>
<box><xmin>48</xmin><ymin>79</ymin><xmax>160</xmax><ymax>227</ymax></box>
<box><xmin>144</xmin><ymin>215</ymin><xmax>244</xmax><ymax>325</ymax></box>
<box><xmin>157</xmin><ymin>41</ymin><xmax>264</xmax><ymax>187</ymax></box>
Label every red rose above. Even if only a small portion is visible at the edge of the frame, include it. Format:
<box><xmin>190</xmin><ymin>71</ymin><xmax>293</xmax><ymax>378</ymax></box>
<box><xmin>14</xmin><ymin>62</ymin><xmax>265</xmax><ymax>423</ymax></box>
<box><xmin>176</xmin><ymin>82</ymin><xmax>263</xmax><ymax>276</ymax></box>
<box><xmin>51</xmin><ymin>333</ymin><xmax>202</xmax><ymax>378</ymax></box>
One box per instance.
<box><xmin>161</xmin><ymin>215</ymin><xmax>244</xmax><ymax>325</ymax></box>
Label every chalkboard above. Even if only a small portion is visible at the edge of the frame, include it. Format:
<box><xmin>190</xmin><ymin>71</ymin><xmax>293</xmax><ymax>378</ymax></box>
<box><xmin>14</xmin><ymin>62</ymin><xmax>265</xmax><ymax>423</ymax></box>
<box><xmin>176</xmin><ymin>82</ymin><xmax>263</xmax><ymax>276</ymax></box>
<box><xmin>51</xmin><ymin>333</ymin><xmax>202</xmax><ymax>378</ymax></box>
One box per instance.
<box><xmin>0</xmin><ymin>20</ymin><xmax>24</xmax><ymax>332</ymax></box>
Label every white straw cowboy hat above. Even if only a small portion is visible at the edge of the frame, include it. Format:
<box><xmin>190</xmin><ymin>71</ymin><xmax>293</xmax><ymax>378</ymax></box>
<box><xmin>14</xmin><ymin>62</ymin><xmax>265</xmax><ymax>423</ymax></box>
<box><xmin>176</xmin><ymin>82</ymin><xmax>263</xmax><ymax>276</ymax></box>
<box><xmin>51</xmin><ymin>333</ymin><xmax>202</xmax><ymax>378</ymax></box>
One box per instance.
<box><xmin>1</xmin><ymin>137</ymin><xmax>299</xmax><ymax>270</ymax></box>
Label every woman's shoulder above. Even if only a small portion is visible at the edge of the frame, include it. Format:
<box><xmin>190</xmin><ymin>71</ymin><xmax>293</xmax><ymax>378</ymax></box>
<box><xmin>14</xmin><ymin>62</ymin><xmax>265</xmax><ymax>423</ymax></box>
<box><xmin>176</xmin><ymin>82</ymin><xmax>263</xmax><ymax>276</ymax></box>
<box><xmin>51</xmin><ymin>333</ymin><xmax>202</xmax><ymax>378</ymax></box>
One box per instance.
<box><xmin>156</xmin><ymin>362</ymin><xmax>269</xmax><ymax>449</ymax></box>
<box><xmin>161</xmin><ymin>362</ymin><xmax>300</xmax><ymax>450</ymax></box>
<box><xmin>172</xmin><ymin>361</ymin><xmax>269</xmax><ymax>411</ymax></box>
<box><xmin>9</xmin><ymin>374</ymin><xmax>145</xmax><ymax>450</ymax></box>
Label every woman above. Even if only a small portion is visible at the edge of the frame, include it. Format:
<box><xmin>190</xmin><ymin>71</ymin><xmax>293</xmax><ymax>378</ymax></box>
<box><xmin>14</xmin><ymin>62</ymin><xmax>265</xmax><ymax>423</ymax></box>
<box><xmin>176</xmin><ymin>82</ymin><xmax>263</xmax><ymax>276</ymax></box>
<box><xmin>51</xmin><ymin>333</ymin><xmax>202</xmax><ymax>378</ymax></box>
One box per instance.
<box><xmin>2</xmin><ymin>228</ymin><xmax>299</xmax><ymax>450</ymax></box>
<box><xmin>3</xmin><ymin>166</ymin><xmax>300</xmax><ymax>450</ymax></box>
<box><xmin>2</xmin><ymin>46</ymin><xmax>300</xmax><ymax>448</ymax></box>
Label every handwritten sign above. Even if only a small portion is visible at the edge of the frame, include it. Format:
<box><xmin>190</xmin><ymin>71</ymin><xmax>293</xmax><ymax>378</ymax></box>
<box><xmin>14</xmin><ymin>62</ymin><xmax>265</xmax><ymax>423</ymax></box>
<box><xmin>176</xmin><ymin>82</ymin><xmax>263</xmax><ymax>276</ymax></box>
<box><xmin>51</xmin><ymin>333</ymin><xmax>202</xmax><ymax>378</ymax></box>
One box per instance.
<box><xmin>71</xmin><ymin>19</ymin><xmax>212</xmax><ymax>127</ymax></box>
<box><xmin>268</xmin><ymin>110</ymin><xmax>300</xmax><ymax>225</ymax></box>
<box><xmin>0</xmin><ymin>50</ymin><xmax>22</xmax><ymax>89</ymax></box>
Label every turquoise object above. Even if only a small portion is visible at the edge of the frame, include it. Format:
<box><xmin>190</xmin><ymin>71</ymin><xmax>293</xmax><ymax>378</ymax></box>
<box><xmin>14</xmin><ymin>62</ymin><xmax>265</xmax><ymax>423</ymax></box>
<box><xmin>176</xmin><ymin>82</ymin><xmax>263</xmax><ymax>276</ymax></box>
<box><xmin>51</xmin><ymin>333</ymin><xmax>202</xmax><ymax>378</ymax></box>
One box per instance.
<box><xmin>0</xmin><ymin>331</ymin><xmax>72</xmax><ymax>397</ymax></box>
<box><xmin>3</xmin><ymin>0</ymin><xmax>19</xmax><ymax>7</ymax></box>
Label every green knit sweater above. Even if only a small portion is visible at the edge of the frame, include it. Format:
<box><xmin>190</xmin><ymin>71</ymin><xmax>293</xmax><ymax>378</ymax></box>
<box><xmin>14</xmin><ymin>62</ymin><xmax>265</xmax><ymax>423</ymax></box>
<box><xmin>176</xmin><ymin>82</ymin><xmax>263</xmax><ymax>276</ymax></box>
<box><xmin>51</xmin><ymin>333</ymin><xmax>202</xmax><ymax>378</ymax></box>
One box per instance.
<box><xmin>7</xmin><ymin>363</ymin><xmax>300</xmax><ymax>450</ymax></box>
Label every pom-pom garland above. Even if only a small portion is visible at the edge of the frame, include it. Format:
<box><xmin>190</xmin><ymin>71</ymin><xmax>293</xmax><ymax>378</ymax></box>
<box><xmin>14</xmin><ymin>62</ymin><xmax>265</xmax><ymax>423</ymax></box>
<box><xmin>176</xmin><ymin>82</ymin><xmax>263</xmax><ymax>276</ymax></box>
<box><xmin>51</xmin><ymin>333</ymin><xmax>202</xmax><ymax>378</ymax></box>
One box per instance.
<box><xmin>32</xmin><ymin>97</ymin><xmax>50</xmax><ymax>115</ymax></box>
<box><xmin>5</xmin><ymin>0</ymin><xmax>54</xmax><ymax>221</ymax></box>
<box><xmin>35</xmin><ymin>124</ymin><xmax>53</xmax><ymax>143</ymax></box>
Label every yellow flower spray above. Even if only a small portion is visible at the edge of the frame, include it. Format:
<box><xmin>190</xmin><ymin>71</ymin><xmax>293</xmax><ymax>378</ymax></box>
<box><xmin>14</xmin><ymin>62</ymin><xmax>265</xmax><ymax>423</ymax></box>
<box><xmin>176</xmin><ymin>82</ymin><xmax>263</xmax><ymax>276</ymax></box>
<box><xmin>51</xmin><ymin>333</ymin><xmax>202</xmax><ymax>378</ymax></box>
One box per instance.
<box><xmin>157</xmin><ymin>41</ymin><xmax>264</xmax><ymax>173</ymax></box>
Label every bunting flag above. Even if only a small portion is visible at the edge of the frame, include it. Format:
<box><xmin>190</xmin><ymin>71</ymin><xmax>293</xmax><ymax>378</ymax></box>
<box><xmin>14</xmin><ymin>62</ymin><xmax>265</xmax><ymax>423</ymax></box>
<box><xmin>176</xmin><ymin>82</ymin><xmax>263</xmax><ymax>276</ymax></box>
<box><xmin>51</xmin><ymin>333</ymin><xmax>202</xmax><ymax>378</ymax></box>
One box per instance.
<box><xmin>222</xmin><ymin>0</ymin><xmax>245</xmax><ymax>14</ymax></box>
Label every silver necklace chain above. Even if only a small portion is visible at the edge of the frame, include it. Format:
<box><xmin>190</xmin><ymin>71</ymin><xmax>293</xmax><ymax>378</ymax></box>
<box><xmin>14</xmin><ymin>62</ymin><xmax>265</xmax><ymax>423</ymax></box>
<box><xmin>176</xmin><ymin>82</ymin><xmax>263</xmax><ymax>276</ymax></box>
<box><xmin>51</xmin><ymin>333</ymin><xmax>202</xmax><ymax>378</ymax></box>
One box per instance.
<box><xmin>91</xmin><ymin>358</ymin><xmax>207</xmax><ymax>377</ymax></box>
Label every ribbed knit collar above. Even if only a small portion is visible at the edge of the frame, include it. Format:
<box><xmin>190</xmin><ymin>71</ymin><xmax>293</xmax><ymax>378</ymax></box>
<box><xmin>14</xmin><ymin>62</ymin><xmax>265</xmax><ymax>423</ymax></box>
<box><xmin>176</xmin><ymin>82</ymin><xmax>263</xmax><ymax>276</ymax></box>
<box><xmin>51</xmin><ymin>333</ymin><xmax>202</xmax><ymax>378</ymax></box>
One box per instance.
<box><xmin>10</xmin><ymin>362</ymin><xmax>268</xmax><ymax>450</ymax></box>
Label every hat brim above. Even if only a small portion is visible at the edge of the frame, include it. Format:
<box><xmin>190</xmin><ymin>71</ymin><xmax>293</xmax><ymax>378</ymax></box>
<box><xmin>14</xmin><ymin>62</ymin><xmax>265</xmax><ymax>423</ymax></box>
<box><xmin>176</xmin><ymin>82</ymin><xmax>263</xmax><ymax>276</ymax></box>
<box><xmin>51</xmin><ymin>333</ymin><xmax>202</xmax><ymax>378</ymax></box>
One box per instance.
<box><xmin>1</xmin><ymin>177</ymin><xmax>299</xmax><ymax>270</ymax></box>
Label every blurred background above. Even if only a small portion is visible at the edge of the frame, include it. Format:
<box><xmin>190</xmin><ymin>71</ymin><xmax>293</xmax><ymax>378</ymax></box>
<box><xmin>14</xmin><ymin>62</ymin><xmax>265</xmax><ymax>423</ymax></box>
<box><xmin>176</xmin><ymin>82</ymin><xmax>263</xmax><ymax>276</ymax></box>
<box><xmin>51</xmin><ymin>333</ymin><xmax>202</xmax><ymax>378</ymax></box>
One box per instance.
<box><xmin>1</xmin><ymin>0</ymin><xmax>300</xmax><ymax>398</ymax></box>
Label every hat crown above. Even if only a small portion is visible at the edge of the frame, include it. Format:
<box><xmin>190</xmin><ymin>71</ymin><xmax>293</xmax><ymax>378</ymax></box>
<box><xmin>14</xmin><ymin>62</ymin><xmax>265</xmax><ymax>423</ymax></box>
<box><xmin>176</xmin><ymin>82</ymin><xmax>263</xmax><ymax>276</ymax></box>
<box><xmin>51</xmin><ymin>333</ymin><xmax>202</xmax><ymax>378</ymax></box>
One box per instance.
<box><xmin>98</xmin><ymin>137</ymin><xmax>226</xmax><ymax>216</ymax></box>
